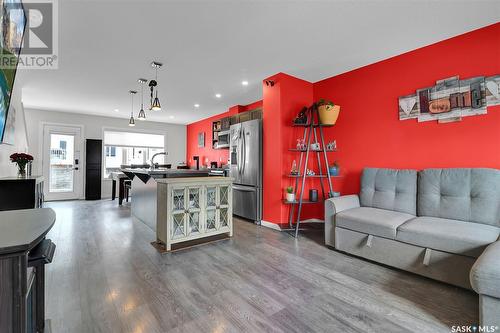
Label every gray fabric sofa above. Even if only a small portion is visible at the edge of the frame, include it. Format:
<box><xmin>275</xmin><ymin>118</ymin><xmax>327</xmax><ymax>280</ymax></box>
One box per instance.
<box><xmin>325</xmin><ymin>168</ymin><xmax>500</xmax><ymax>326</ymax></box>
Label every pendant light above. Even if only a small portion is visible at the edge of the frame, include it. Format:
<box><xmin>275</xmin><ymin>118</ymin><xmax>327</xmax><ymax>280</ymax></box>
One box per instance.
<box><xmin>150</xmin><ymin>61</ymin><xmax>162</xmax><ymax>111</ymax></box>
<box><xmin>128</xmin><ymin>90</ymin><xmax>137</xmax><ymax>127</ymax></box>
<box><xmin>137</xmin><ymin>78</ymin><xmax>147</xmax><ymax>121</ymax></box>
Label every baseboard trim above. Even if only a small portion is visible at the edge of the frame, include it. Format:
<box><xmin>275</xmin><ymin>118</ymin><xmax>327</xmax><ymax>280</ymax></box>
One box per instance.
<box><xmin>260</xmin><ymin>220</ymin><xmax>282</xmax><ymax>231</ymax></box>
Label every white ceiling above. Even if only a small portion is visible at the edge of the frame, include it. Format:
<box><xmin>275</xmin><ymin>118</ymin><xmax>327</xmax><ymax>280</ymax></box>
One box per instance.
<box><xmin>17</xmin><ymin>0</ymin><xmax>499</xmax><ymax>125</ymax></box>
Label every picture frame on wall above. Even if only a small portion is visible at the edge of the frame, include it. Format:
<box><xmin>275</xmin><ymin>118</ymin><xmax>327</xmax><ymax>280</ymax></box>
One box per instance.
<box><xmin>198</xmin><ymin>132</ymin><xmax>205</xmax><ymax>147</ymax></box>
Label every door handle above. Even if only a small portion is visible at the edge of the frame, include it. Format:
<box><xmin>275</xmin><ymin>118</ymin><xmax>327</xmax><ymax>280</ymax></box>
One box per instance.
<box><xmin>232</xmin><ymin>185</ymin><xmax>256</xmax><ymax>192</ymax></box>
<box><xmin>73</xmin><ymin>167</ymin><xmax>79</xmax><ymax>170</ymax></box>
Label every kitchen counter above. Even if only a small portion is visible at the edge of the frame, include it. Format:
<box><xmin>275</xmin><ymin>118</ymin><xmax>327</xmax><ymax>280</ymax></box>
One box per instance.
<box><xmin>124</xmin><ymin>168</ymin><xmax>210</xmax><ymax>230</ymax></box>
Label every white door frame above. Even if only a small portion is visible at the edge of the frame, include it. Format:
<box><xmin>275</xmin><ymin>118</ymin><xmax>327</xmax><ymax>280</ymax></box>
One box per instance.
<box><xmin>41</xmin><ymin>123</ymin><xmax>85</xmax><ymax>201</ymax></box>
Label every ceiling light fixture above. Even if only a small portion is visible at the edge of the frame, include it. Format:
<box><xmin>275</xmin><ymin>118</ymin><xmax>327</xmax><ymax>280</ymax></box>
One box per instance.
<box><xmin>114</xmin><ymin>108</ymin><xmax>119</xmax><ymax>112</ymax></box>
<box><xmin>169</xmin><ymin>115</ymin><xmax>175</xmax><ymax>119</ymax></box>
<box><xmin>150</xmin><ymin>61</ymin><xmax>162</xmax><ymax>111</ymax></box>
<box><xmin>137</xmin><ymin>78</ymin><xmax>147</xmax><ymax>121</ymax></box>
<box><xmin>215</xmin><ymin>93</ymin><xmax>221</xmax><ymax>98</ymax></box>
<box><xmin>194</xmin><ymin>104</ymin><xmax>200</xmax><ymax>108</ymax></box>
<box><xmin>241</xmin><ymin>80</ymin><xmax>248</xmax><ymax>86</ymax></box>
<box><xmin>128</xmin><ymin>90</ymin><xmax>137</xmax><ymax>127</ymax></box>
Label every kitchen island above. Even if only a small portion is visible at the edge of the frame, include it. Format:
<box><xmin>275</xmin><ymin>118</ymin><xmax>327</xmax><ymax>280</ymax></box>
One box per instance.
<box><xmin>122</xmin><ymin>168</ymin><xmax>209</xmax><ymax>230</ymax></box>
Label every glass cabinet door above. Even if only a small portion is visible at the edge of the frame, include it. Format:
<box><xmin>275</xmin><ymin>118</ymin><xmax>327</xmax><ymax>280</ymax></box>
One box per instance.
<box><xmin>218</xmin><ymin>185</ymin><xmax>230</xmax><ymax>229</ymax></box>
<box><xmin>171</xmin><ymin>188</ymin><xmax>187</xmax><ymax>239</ymax></box>
<box><xmin>205</xmin><ymin>186</ymin><xmax>217</xmax><ymax>231</ymax></box>
<box><xmin>187</xmin><ymin>187</ymin><xmax>201</xmax><ymax>235</ymax></box>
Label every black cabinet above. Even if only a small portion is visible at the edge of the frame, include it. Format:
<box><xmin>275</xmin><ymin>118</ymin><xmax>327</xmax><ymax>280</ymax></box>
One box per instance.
<box><xmin>85</xmin><ymin>139</ymin><xmax>102</xmax><ymax>200</ymax></box>
<box><xmin>0</xmin><ymin>177</ymin><xmax>44</xmax><ymax>211</ymax></box>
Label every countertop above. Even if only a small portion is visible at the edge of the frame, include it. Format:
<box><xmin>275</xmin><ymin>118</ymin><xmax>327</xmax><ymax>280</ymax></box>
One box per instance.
<box><xmin>0</xmin><ymin>208</ymin><xmax>56</xmax><ymax>255</ymax></box>
<box><xmin>156</xmin><ymin>176</ymin><xmax>233</xmax><ymax>184</ymax></box>
<box><xmin>0</xmin><ymin>175</ymin><xmax>44</xmax><ymax>183</ymax></box>
<box><xmin>121</xmin><ymin>168</ymin><xmax>209</xmax><ymax>176</ymax></box>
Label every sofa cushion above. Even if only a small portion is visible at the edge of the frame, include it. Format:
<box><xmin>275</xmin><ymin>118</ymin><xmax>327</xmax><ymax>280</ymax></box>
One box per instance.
<box><xmin>360</xmin><ymin>168</ymin><xmax>417</xmax><ymax>215</ymax></box>
<box><xmin>336</xmin><ymin>207</ymin><xmax>415</xmax><ymax>239</ymax></box>
<box><xmin>396</xmin><ymin>216</ymin><xmax>500</xmax><ymax>258</ymax></box>
<box><xmin>418</xmin><ymin>168</ymin><xmax>500</xmax><ymax>227</ymax></box>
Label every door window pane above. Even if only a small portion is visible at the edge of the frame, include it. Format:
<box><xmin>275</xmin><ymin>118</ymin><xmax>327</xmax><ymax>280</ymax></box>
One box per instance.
<box><xmin>49</xmin><ymin>134</ymin><xmax>74</xmax><ymax>193</ymax></box>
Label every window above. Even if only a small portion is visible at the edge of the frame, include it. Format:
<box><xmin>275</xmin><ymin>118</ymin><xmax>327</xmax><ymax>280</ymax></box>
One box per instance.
<box><xmin>105</xmin><ymin>146</ymin><xmax>116</xmax><ymax>157</ymax></box>
<box><xmin>103</xmin><ymin>130</ymin><xmax>165</xmax><ymax>178</ymax></box>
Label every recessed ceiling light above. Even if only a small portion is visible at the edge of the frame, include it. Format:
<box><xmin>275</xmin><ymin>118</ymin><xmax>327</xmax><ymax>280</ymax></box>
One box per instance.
<box><xmin>169</xmin><ymin>115</ymin><xmax>175</xmax><ymax>119</ymax></box>
<box><xmin>215</xmin><ymin>93</ymin><xmax>221</xmax><ymax>98</ymax></box>
<box><xmin>241</xmin><ymin>81</ymin><xmax>248</xmax><ymax>86</ymax></box>
<box><xmin>114</xmin><ymin>108</ymin><xmax>119</xmax><ymax>112</ymax></box>
<box><xmin>194</xmin><ymin>104</ymin><xmax>200</xmax><ymax>108</ymax></box>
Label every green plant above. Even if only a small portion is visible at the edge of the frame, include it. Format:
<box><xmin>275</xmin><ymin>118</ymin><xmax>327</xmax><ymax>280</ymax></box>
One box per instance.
<box><xmin>317</xmin><ymin>98</ymin><xmax>335</xmax><ymax>107</ymax></box>
<box><xmin>286</xmin><ymin>186</ymin><xmax>294</xmax><ymax>193</ymax></box>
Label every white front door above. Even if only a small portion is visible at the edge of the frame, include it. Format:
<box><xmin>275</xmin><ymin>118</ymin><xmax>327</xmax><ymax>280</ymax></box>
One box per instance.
<box><xmin>42</xmin><ymin>124</ymin><xmax>83</xmax><ymax>201</ymax></box>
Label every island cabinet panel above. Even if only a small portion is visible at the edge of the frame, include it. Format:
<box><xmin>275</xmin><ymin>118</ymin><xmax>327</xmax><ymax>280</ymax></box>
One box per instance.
<box><xmin>157</xmin><ymin>177</ymin><xmax>233</xmax><ymax>251</ymax></box>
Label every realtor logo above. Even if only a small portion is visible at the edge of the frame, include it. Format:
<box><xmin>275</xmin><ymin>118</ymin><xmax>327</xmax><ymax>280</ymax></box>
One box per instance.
<box><xmin>23</xmin><ymin>1</ymin><xmax>54</xmax><ymax>54</ymax></box>
<box><xmin>0</xmin><ymin>0</ymin><xmax>58</xmax><ymax>69</ymax></box>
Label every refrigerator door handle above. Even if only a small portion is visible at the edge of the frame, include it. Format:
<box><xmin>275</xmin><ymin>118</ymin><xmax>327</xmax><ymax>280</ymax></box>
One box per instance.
<box><xmin>232</xmin><ymin>184</ymin><xmax>256</xmax><ymax>192</ymax></box>
<box><xmin>241</xmin><ymin>128</ymin><xmax>246</xmax><ymax>175</ymax></box>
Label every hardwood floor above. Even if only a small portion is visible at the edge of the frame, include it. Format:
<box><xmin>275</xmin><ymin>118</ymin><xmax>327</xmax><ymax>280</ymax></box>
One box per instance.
<box><xmin>44</xmin><ymin>200</ymin><xmax>478</xmax><ymax>333</ymax></box>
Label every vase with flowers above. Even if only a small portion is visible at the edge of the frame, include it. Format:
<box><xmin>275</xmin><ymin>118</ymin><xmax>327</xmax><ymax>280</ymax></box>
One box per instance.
<box><xmin>10</xmin><ymin>153</ymin><xmax>34</xmax><ymax>178</ymax></box>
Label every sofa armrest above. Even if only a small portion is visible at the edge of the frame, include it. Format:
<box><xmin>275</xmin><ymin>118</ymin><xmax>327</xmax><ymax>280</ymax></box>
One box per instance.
<box><xmin>325</xmin><ymin>195</ymin><xmax>360</xmax><ymax>247</ymax></box>
<box><xmin>470</xmin><ymin>241</ymin><xmax>500</xmax><ymax>299</ymax></box>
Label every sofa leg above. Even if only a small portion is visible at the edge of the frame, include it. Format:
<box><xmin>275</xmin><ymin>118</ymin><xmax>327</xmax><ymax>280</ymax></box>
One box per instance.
<box><xmin>479</xmin><ymin>295</ymin><xmax>500</xmax><ymax>327</ymax></box>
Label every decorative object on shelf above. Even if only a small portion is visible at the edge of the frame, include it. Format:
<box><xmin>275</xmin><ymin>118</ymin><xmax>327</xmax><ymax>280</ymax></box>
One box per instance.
<box><xmin>290</xmin><ymin>160</ymin><xmax>299</xmax><ymax>175</ymax></box>
<box><xmin>310</xmin><ymin>142</ymin><xmax>320</xmax><ymax>151</ymax></box>
<box><xmin>150</xmin><ymin>61</ymin><xmax>162</xmax><ymax>111</ymax></box>
<box><xmin>137</xmin><ymin>78</ymin><xmax>147</xmax><ymax>121</ymax></box>
<box><xmin>317</xmin><ymin>98</ymin><xmax>341</xmax><ymax>125</ymax></box>
<box><xmin>309</xmin><ymin>189</ymin><xmax>318</xmax><ymax>202</ymax></box>
<box><xmin>333</xmin><ymin>191</ymin><xmax>341</xmax><ymax>197</ymax></box>
<box><xmin>296</xmin><ymin>138</ymin><xmax>306</xmax><ymax>150</ymax></box>
<box><xmin>306</xmin><ymin>169</ymin><xmax>315</xmax><ymax>176</ymax></box>
<box><xmin>285</xmin><ymin>186</ymin><xmax>295</xmax><ymax>202</ymax></box>
<box><xmin>128</xmin><ymin>90</ymin><xmax>137</xmax><ymax>127</ymax></box>
<box><xmin>10</xmin><ymin>152</ymin><xmax>33</xmax><ymax>178</ymax></box>
<box><xmin>198</xmin><ymin>132</ymin><xmax>205</xmax><ymax>148</ymax></box>
<box><xmin>399</xmin><ymin>74</ymin><xmax>500</xmax><ymax>123</ymax></box>
<box><xmin>293</xmin><ymin>107</ymin><xmax>308</xmax><ymax>125</ymax></box>
<box><xmin>329</xmin><ymin>161</ymin><xmax>340</xmax><ymax>176</ymax></box>
<box><xmin>326</xmin><ymin>140</ymin><xmax>337</xmax><ymax>151</ymax></box>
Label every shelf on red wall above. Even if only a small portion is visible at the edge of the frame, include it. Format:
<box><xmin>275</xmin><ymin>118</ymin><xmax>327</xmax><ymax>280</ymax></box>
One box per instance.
<box><xmin>291</xmin><ymin>123</ymin><xmax>334</xmax><ymax>128</ymax></box>
<box><xmin>287</xmin><ymin>174</ymin><xmax>343</xmax><ymax>178</ymax></box>
<box><xmin>288</xmin><ymin>148</ymin><xmax>337</xmax><ymax>152</ymax></box>
<box><xmin>282</xmin><ymin>199</ymin><xmax>323</xmax><ymax>205</ymax></box>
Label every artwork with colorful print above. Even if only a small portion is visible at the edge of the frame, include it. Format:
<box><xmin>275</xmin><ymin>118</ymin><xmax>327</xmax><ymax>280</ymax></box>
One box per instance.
<box><xmin>398</xmin><ymin>75</ymin><xmax>499</xmax><ymax>123</ymax></box>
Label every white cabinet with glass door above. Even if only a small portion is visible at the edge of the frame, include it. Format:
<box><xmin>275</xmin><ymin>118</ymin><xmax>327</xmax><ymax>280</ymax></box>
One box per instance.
<box><xmin>156</xmin><ymin>177</ymin><xmax>233</xmax><ymax>251</ymax></box>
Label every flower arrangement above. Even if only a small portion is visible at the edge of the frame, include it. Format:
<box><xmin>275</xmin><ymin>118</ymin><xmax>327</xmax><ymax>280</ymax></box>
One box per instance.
<box><xmin>10</xmin><ymin>153</ymin><xmax>34</xmax><ymax>177</ymax></box>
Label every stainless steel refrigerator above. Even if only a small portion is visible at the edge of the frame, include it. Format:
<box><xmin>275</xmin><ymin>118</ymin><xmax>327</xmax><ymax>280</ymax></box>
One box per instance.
<box><xmin>229</xmin><ymin>119</ymin><xmax>262</xmax><ymax>223</ymax></box>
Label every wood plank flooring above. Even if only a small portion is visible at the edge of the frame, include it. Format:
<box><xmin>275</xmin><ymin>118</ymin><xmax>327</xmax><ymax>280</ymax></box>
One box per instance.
<box><xmin>44</xmin><ymin>200</ymin><xmax>478</xmax><ymax>333</ymax></box>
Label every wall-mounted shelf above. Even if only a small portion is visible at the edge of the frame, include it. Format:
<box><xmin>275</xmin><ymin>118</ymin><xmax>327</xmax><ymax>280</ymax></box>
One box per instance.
<box><xmin>292</xmin><ymin>123</ymin><xmax>334</xmax><ymax>128</ymax></box>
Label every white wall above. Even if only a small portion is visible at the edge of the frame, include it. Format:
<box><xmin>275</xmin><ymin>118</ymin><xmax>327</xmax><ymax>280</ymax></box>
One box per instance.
<box><xmin>0</xmin><ymin>83</ymin><xmax>29</xmax><ymax>177</ymax></box>
<box><xmin>24</xmin><ymin>108</ymin><xmax>187</xmax><ymax>198</ymax></box>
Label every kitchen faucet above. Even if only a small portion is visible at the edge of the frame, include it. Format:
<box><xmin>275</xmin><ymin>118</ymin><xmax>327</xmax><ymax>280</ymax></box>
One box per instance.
<box><xmin>150</xmin><ymin>152</ymin><xmax>167</xmax><ymax>169</ymax></box>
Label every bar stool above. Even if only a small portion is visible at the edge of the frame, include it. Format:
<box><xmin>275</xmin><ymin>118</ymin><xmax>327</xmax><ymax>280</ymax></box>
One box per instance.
<box><xmin>124</xmin><ymin>180</ymin><xmax>132</xmax><ymax>202</ymax></box>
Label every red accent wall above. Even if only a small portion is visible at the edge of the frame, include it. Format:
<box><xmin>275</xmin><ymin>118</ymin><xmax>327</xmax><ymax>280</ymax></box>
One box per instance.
<box><xmin>186</xmin><ymin>23</ymin><xmax>500</xmax><ymax>226</ymax></box>
<box><xmin>313</xmin><ymin>23</ymin><xmax>500</xmax><ymax>198</ymax></box>
<box><xmin>186</xmin><ymin>102</ymin><xmax>262</xmax><ymax>168</ymax></box>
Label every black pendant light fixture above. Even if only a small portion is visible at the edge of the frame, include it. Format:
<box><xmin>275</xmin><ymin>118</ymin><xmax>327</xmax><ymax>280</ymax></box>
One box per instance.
<box><xmin>137</xmin><ymin>78</ymin><xmax>147</xmax><ymax>121</ymax></box>
<box><xmin>150</xmin><ymin>61</ymin><xmax>162</xmax><ymax>111</ymax></box>
<box><xmin>128</xmin><ymin>90</ymin><xmax>137</xmax><ymax>127</ymax></box>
